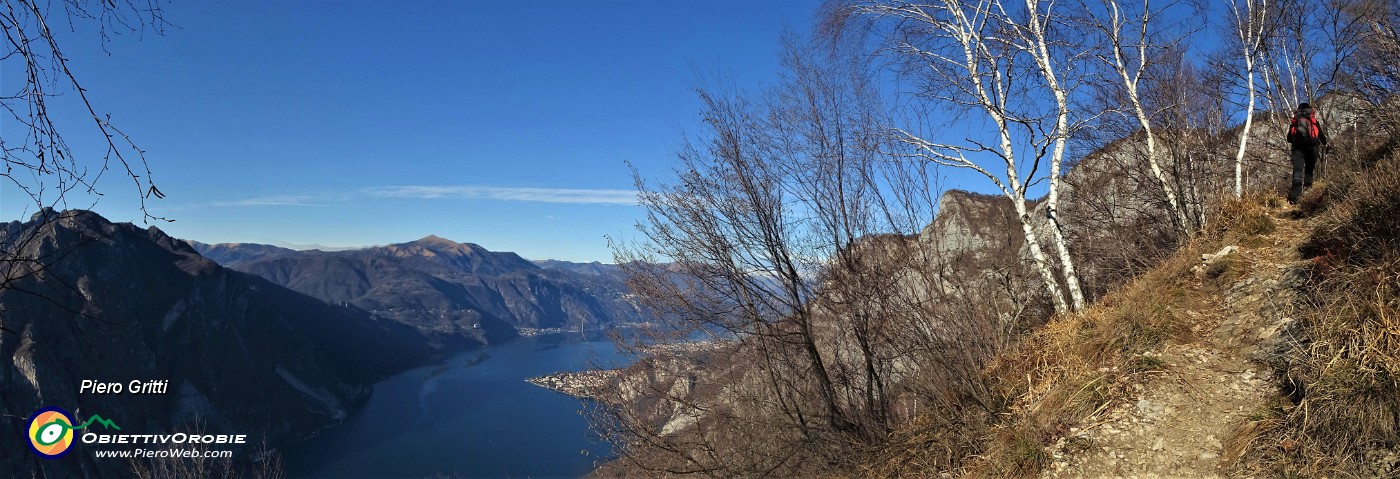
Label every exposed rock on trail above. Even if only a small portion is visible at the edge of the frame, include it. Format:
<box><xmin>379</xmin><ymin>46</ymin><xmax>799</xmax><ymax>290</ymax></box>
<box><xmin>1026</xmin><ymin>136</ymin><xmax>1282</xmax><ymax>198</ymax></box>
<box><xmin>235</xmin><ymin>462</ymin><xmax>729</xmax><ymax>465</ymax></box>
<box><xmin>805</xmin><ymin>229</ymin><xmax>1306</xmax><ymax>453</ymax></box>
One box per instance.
<box><xmin>1044</xmin><ymin>205</ymin><xmax>1312</xmax><ymax>478</ymax></box>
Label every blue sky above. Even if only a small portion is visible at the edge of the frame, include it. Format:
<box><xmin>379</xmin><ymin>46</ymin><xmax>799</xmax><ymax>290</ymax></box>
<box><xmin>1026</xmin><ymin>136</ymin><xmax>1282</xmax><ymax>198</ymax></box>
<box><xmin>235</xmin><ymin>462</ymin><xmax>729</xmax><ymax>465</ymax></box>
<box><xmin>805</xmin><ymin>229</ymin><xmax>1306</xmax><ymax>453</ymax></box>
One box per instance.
<box><xmin>0</xmin><ymin>0</ymin><xmax>823</xmax><ymax>262</ymax></box>
<box><xmin>1</xmin><ymin>0</ymin><xmax>1246</xmax><ymax>263</ymax></box>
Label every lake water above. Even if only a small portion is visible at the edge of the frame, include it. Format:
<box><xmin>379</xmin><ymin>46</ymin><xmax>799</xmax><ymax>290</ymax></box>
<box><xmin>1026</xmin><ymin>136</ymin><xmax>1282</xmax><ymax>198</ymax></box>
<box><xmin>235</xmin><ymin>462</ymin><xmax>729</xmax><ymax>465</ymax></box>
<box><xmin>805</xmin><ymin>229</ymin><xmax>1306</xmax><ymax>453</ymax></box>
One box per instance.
<box><xmin>286</xmin><ymin>333</ymin><xmax>626</xmax><ymax>478</ymax></box>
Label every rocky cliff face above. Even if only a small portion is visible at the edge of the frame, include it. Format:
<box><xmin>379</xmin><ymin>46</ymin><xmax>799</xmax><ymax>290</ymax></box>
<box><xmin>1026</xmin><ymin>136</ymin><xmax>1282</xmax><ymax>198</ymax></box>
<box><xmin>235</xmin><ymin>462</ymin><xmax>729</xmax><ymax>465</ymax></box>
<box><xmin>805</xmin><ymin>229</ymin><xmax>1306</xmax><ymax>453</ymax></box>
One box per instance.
<box><xmin>588</xmin><ymin>98</ymin><xmax>1375</xmax><ymax>478</ymax></box>
<box><xmin>923</xmin><ymin>126</ymin><xmax>1260</xmax><ymax>307</ymax></box>
<box><xmin>217</xmin><ymin>237</ymin><xmax>646</xmax><ymax>347</ymax></box>
<box><xmin>0</xmin><ymin>210</ymin><xmax>431</xmax><ymax>478</ymax></box>
<box><xmin>586</xmin><ymin>132</ymin><xmax>1252</xmax><ymax>475</ymax></box>
<box><xmin>921</xmin><ymin>190</ymin><xmax>1026</xmax><ymax>259</ymax></box>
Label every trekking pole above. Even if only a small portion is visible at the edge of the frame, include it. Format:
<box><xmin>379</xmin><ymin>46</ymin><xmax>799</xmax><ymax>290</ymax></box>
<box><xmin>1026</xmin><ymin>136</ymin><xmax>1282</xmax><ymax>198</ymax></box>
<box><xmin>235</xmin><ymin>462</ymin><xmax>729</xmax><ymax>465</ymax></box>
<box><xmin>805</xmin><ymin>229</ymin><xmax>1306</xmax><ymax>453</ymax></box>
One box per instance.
<box><xmin>1320</xmin><ymin>143</ymin><xmax>1327</xmax><ymax>180</ymax></box>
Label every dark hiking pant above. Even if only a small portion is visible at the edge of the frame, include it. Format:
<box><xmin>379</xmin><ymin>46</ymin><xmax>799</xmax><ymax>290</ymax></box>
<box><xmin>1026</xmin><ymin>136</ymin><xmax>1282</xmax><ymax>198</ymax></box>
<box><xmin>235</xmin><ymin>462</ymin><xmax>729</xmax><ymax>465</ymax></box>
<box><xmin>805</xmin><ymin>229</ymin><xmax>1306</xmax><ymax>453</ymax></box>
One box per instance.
<box><xmin>1289</xmin><ymin>144</ymin><xmax>1321</xmax><ymax>203</ymax></box>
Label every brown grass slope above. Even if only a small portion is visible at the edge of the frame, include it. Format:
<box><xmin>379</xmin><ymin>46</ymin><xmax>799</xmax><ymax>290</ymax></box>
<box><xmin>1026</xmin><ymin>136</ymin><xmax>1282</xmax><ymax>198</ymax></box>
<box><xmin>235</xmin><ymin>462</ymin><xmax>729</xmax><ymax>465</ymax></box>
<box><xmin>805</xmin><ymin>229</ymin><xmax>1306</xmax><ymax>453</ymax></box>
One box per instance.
<box><xmin>1233</xmin><ymin>138</ymin><xmax>1400</xmax><ymax>477</ymax></box>
<box><xmin>857</xmin><ymin>142</ymin><xmax>1400</xmax><ymax>477</ymax></box>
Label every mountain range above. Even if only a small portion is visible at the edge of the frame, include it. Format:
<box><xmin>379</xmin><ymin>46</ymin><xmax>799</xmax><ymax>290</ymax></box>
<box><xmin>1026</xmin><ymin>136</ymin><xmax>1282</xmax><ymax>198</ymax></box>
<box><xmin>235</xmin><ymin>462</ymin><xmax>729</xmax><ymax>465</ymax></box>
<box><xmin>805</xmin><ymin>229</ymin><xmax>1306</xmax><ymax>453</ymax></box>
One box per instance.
<box><xmin>0</xmin><ymin>209</ymin><xmax>432</xmax><ymax>477</ymax></box>
<box><xmin>190</xmin><ymin>236</ymin><xmax>646</xmax><ymax>347</ymax></box>
<box><xmin>0</xmin><ymin>209</ymin><xmax>647</xmax><ymax>476</ymax></box>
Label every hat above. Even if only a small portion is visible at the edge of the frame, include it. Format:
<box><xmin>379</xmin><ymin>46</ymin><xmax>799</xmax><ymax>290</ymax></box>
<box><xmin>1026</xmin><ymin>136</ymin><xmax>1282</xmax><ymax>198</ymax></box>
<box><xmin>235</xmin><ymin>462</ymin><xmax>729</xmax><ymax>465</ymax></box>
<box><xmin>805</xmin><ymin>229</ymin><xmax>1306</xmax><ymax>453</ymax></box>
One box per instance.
<box><xmin>1299</xmin><ymin>102</ymin><xmax>1311</xmax><ymax>109</ymax></box>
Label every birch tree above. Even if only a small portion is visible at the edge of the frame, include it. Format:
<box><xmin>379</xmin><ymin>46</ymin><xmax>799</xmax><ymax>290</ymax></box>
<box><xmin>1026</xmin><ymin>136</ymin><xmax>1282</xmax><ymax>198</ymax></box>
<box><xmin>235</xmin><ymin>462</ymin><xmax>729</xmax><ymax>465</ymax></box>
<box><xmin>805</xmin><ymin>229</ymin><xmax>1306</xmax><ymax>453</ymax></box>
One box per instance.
<box><xmin>1145</xmin><ymin>48</ymin><xmax>1222</xmax><ymax>230</ymax></box>
<box><xmin>1258</xmin><ymin>10</ymin><xmax>1302</xmax><ymax>119</ymax></box>
<box><xmin>1225</xmin><ymin>0</ymin><xmax>1272</xmax><ymax>198</ymax></box>
<box><xmin>1344</xmin><ymin>0</ymin><xmax>1400</xmax><ymax>125</ymax></box>
<box><xmin>1271</xmin><ymin>0</ymin><xmax>1369</xmax><ymax>105</ymax></box>
<box><xmin>857</xmin><ymin>0</ymin><xmax>1087</xmax><ymax>313</ymax></box>
<box><xmin>1082</xmin><ymin>0</ymin><xmax>1195</xmax><ymax>234</ymax></box>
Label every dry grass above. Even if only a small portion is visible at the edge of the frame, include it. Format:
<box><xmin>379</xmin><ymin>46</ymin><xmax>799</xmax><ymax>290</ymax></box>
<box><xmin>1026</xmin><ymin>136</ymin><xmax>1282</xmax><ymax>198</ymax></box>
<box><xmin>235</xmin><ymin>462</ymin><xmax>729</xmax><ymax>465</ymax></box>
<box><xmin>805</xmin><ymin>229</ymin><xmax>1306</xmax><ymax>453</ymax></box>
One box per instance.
<box><xmin>1233</xmin><ymin>142</ymin><xmax>1400</xmax><ymax>477</ymax></box>
<box><xmin>850</xmin><ymin>146</ymin><xmax>1398</xmax><ymax>478</ymax></box>
<box><xmin>851</xmin><ymin>408</ymin><xmax>994</xmax><ymax>478</ymax></box>
<box><xmin>952</xmin><ymin>190</ymin><xmax>1292</xmax><ymax>477</ymax></box>
<box><xmin>960</xmin><ymin>234</ymin><xmax>1219</xmax><ymax>477</ymax></box>
<box><xmin>1216</xmin><ymin>195</ymin><xmax>1280</xmax><ymax>241</ymax></box>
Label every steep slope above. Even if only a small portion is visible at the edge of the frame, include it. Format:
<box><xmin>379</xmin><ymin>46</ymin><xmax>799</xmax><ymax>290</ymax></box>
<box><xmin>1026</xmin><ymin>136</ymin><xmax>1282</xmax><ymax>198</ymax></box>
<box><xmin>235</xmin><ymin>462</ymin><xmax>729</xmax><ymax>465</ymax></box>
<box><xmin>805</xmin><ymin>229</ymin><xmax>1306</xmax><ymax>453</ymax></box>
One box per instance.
<box><xmin>579</xmin><ymin>118</ymin><xmax>1336</xmax><ymax>478</ymax></box>
<box><xmin>1041</xmin><ymin>200</ymin><xmax>1308</xmax><ymax>477</ymax></box>
<box><xmin>225</xmin><ymin>237</ymin><xmax>646</xmax><ymax>347</ymax></box>
<box><xmin>0</xmin><ymin>210</ymin><xmax>432</xmax><ymax>478</ymax></box>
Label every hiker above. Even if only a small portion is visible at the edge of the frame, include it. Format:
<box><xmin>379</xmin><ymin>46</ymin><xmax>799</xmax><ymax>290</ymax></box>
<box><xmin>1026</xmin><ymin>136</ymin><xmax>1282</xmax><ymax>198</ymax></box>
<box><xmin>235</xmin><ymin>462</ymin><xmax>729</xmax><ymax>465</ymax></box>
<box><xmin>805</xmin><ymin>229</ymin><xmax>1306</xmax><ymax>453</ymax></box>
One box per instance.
<box><xmin>1286</xmin><ymin>102</ymin><xmax>1329</xmax><ymax>203</ymax></box>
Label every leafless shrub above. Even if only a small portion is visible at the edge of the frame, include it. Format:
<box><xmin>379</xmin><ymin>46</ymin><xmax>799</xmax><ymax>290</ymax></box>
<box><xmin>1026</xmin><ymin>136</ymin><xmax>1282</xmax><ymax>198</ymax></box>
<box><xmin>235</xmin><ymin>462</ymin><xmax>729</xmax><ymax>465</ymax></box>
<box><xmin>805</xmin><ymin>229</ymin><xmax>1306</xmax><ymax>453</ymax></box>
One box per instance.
<box><xmin>592</xmin><ymin>28</ymin><xmax>1037</xmax><ymax>477</ymax></box>
<box><xmin>127</xmin><ymin>420</ymin><xmax>255</xmax><ymax>479</ymax></box>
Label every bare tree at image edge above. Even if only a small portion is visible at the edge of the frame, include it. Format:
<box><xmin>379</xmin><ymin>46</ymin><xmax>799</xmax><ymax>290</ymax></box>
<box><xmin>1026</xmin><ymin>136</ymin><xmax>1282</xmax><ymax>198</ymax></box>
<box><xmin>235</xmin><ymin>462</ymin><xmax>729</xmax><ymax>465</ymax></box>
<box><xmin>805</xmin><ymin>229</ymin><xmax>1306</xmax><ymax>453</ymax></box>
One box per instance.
<box><xmin>0</xmin><ymin>0</ymin><xmax>170</xmax><ymax>332</ymax></box>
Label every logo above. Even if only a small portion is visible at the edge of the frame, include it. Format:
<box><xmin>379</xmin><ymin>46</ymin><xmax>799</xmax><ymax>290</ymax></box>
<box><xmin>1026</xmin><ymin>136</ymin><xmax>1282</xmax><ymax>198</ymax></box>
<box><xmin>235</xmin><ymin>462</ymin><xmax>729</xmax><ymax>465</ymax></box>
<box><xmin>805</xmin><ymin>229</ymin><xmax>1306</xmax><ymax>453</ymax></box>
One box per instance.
<box><xmin>25</xmin><ymin>407</ymin><xmax>121</xmax><ymax>459</ymax></box>
<box><xmin>27</xmin><ymin>407</ymin><xmax>75</xmax><ymax>459</ymax></box>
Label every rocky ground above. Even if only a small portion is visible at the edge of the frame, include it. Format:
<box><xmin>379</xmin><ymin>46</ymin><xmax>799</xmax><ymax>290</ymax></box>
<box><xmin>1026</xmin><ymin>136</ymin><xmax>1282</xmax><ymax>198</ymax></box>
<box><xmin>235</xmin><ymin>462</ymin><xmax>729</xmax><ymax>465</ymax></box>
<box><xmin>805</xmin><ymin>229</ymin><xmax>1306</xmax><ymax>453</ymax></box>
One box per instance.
<box><xmin>1044</xmin><ymin>204</ymin><xmax>1310</xmax><ymax>478</ymax></box>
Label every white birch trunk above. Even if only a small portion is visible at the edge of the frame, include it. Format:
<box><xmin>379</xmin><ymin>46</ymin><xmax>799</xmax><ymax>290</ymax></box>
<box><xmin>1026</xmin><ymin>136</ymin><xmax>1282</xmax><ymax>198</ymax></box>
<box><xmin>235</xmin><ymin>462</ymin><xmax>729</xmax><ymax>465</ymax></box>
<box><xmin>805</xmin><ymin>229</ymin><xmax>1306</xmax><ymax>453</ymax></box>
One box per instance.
<box><xmin>1013</xmin><ymin>197</ymin><xmax>1071</xmax><ymax>314</ymax></box>
<box><xmin>1026</xmin><ymin>0</ymin><xmax>1085</xmax><ymax>311</ymax></box>
<box><xmin>1137</xmin><ymin>111</ymin><xmax>1190</xmax><ymax>232</ymax></box>
<box><xmin>1102</xmin><ymin>0</ymin><xmax>1192</xmax><ymax>234</ymax></box>
<box><xmin>865</xmin><ymin>0</ymin><xmax>1082</xmax><ymax>314</ymax></box>
<box><xmin>1230</xmin><ymin>0</ymin><xmax>1267</xmax><ymax>199</ymax></box>
<box><xmin>1235</xmin><ymin>48</ymin><xmax>1257</xmax><ymax>198</ymax></box>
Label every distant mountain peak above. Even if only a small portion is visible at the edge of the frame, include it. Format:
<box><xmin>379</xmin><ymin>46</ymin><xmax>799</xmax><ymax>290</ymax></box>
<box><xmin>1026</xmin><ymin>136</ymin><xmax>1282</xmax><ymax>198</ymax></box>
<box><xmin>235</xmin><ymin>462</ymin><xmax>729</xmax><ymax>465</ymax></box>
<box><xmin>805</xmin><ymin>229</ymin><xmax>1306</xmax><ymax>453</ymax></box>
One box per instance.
<box><xmin>392</xmin><ymin>235</ymin><xmax>482</xmax><ymax>258</ymax></box>
<box><xmin>22</xmin><ymin>207</ymin><xmax>101</xmax><ymax>227</ymax></box>
<box><xmin>403</xmin><ymin>234</ymin><xmax>481</xmax><ymax>252</ymax></box>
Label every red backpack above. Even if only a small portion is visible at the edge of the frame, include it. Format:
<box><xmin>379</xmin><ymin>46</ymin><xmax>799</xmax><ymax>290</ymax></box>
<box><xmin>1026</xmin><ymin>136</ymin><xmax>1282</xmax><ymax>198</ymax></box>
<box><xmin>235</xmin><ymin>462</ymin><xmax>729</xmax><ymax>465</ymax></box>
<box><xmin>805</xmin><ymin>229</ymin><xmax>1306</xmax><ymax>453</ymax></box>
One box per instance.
<box><xmin>1290</xmin><ymin>109</ymin><xmax>1321</xmax><ymax>145</ymax></box>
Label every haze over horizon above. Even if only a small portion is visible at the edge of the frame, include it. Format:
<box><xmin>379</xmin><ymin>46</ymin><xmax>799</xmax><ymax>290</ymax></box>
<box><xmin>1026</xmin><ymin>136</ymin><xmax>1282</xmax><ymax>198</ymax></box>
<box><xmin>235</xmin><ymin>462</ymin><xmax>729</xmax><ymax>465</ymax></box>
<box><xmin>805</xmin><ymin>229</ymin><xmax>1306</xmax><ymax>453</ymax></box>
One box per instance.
<box><xmin>0</xmin><ymin>0</ymin><xmax>822</xmax><ymax>262</ymax></box>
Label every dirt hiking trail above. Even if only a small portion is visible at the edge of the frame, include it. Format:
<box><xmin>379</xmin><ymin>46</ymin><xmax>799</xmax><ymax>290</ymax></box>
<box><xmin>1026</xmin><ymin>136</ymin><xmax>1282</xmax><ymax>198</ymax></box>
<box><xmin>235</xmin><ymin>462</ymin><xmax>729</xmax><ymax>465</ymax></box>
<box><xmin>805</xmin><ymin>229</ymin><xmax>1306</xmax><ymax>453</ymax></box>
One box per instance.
<box><xmin>1043</xmin><ymin>204</ymin><xmax>1312</xmax><ymax>478</ymax></box>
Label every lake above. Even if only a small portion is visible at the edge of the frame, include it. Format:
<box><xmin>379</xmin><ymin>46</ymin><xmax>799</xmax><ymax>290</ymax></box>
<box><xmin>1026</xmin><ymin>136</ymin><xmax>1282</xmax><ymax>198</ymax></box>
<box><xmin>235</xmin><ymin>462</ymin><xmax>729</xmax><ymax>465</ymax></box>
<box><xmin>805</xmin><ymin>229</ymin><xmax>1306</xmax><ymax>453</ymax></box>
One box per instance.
<box><xmin>286</xmin><ymin>333</ymin><xmax>626</xmax><ymax>478</ymax></box>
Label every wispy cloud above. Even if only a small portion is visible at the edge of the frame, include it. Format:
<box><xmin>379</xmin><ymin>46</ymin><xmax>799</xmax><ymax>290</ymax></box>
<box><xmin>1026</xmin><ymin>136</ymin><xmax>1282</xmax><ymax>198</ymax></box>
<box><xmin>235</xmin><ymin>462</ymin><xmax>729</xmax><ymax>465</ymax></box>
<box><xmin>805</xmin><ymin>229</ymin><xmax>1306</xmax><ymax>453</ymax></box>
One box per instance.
<box><xmin>365</xmin><ymin>186</ymin><xmax>638</xmax><ymax>205</ymax></box>
<box><xmin>211</xmin><ymin>194</ymin><xmax>342</xmax><ymax>207</ymax></box>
